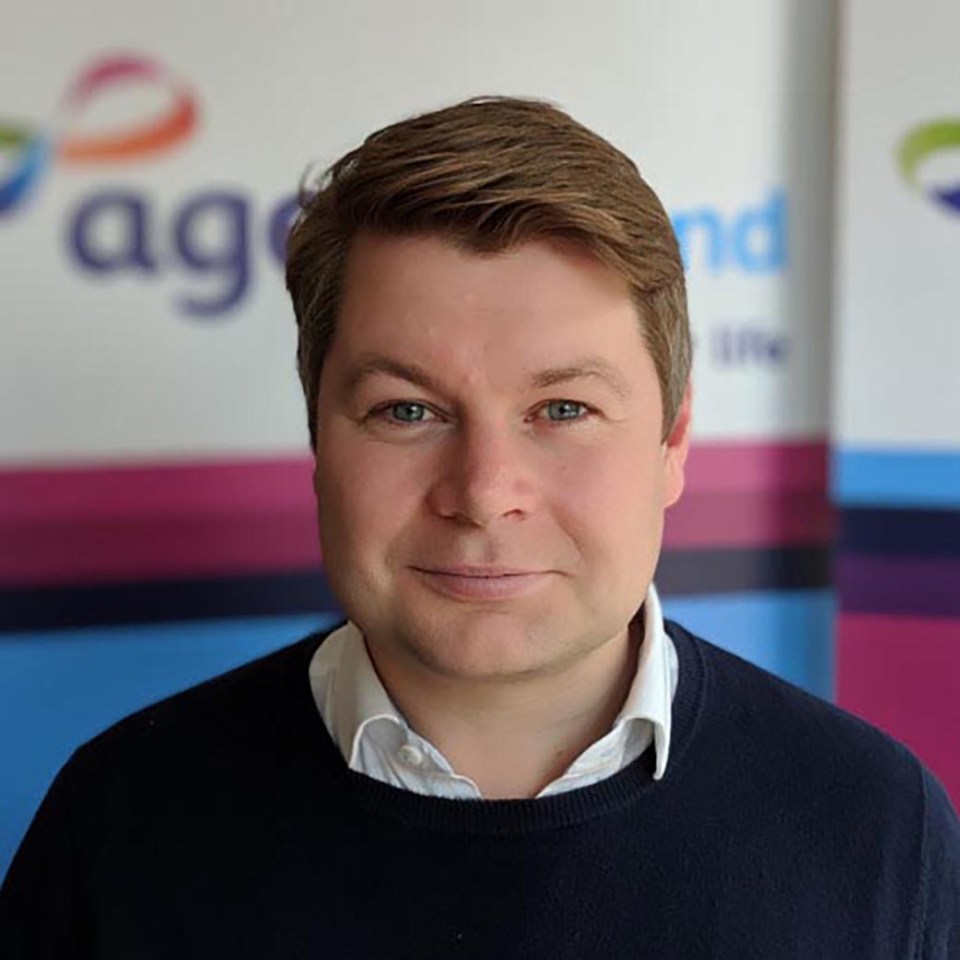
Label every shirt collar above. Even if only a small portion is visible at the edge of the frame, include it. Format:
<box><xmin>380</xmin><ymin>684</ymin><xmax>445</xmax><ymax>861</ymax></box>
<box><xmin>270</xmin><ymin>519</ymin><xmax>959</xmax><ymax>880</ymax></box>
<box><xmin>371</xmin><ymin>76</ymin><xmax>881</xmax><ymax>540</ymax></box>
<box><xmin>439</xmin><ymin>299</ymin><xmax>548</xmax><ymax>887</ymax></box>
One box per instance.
<box><xmin>309</xmin><ymin>618</ymin><xmax>401</xmax><ymax>770</ymax></box>
<box><xmin>309</xmin><ymin>582</ymin><xmax>677</xmax><ymax>782</ymax></box>
<box><xmin>610</xmin><ymin>582</ymin><xmax>676</xmax><ymax>779</ymax></box>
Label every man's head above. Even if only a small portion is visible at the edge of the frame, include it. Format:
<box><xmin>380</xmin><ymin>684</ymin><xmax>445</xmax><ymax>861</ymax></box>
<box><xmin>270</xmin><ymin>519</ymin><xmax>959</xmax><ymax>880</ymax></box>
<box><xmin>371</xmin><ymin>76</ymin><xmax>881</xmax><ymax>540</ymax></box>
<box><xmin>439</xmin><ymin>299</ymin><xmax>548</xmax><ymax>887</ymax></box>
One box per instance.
<box><xmin>285</xmin><ymin>97</ymin><xmax>692</xmax><ymax>686</ymax></box>
<box><xmin>286</xmin><ymin>96</ymin><xmax>691</xmax><ymax>447</ymax></box>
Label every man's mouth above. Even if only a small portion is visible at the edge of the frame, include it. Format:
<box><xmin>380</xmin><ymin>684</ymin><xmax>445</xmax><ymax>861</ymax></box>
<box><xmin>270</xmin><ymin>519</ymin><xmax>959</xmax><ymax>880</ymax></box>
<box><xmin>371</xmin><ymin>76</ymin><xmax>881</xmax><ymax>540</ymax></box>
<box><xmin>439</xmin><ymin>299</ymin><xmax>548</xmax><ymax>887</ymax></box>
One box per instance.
<box><xmin>410</xmin><ymin>566</ymin><xmax>552</xmax><ymax>601</ymax></box>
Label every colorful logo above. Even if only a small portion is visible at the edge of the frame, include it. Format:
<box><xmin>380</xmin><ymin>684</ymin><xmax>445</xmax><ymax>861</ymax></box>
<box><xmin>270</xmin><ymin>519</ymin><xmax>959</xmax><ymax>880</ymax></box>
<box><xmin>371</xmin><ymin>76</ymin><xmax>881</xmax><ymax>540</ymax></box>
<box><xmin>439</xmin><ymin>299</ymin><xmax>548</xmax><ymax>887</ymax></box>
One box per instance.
<box><xmin>0</xmin><ymin>53</ymin><xmax>197</xmax><ymax>215</ymax></box>
<box><xmin>0</xmin><ymin>53</ymin><xmax>785</xmax><ymax>320</ymax></box>
<box><xmin>897</xmin><ymin>119</ymin><xmax>960</xmax><ymax>216</ymax></box>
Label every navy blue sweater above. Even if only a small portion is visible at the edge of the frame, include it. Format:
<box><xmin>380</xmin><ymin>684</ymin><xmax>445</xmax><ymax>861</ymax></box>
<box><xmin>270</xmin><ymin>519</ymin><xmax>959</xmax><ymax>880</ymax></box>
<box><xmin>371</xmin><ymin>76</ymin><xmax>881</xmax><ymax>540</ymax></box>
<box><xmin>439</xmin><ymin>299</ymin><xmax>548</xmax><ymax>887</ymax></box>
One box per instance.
<box><xmin>2</xmin><ymin>621</ymin><xmax>958</xmax><ymax>958</ymax></box>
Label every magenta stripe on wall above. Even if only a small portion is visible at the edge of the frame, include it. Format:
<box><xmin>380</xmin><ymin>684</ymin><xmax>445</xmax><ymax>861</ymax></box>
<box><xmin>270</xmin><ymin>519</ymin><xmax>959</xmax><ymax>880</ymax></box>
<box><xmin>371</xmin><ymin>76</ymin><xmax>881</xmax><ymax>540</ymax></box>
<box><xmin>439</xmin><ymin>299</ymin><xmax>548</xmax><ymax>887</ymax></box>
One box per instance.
<box><xmin>1</xmin><ymin>513</ymin><xmax>324</xmax><ymax>587</ymax></box>
<box><xmin>0</xmin><ymin>441</ymin><xmax>829</xmax><ymax>586</ymax></box>
<box><xmin>0</xmin><ymin>456</ymin><xmax>316</xmax><ymax>522</ymax></box>
<box><xmin>666</xmin><ymin>491</ymin><xmax>832</xmax><ymax>548</ymax></box>
<box><xmin>684</xmin><ymin>440</ymin><xmax>828</xmax><ymax>493</ymax></box>
<box><xmin>837</xmin><ymin>612</ymin><xmax>960</xmax><ymax>804</ymax></box>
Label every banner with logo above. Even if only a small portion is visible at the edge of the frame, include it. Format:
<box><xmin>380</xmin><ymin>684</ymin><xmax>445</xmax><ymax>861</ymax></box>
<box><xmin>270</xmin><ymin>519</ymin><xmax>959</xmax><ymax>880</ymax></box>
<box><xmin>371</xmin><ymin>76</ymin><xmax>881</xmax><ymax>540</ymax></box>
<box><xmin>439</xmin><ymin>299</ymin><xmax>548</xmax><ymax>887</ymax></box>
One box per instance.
<box><xmin>833</xmin><ymin>0</ymin><xmax>960</xmax><ymax>802</ymax></box>
<box><xmin>0</xmin><ymin>0</ymin><xmax>837</xmax><ymax>876</ymax></box>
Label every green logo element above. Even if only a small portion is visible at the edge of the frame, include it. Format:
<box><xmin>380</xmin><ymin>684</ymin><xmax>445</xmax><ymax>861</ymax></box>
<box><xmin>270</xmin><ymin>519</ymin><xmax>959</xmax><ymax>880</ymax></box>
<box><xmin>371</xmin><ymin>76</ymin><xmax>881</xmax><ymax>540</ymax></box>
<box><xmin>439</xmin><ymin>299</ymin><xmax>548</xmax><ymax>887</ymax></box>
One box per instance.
<box><xmin>897</xmin><ymin>119</ymin><xmax>960</xmax><ymax>215</ymax></box>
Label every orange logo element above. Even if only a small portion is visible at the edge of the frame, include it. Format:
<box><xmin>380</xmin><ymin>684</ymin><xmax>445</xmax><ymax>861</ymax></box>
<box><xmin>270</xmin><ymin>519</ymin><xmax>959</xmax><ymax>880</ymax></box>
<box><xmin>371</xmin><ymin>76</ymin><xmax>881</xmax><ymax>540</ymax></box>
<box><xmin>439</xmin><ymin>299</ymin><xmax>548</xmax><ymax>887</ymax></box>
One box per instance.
<box><xmin>1</xmin><ymin>53</ymin><xmax>198</xmax><ymax>214</ymax></box>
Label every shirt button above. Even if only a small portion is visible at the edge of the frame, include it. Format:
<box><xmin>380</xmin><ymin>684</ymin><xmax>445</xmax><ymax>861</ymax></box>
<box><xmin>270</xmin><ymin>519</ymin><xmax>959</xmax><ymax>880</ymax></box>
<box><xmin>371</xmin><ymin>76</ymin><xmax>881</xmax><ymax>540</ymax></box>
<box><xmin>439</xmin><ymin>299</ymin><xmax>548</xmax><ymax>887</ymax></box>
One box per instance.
<box><xmin>398</xmin><ymin>744</ymin><xmax>425</xmax><ymax>767</ymax></box>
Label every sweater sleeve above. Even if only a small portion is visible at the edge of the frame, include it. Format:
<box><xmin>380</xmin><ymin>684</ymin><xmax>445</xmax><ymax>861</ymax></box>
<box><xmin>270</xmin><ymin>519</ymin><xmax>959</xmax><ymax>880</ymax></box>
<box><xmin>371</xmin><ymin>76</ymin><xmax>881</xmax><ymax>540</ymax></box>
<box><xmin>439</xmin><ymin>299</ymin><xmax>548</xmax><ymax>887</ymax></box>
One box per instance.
<box><xmin>918</xmin><ymin>766</ymin><xmax>960</xmax><ymax>960</ymax></box>
<box><xmin>0</xmin><ymin>757</ymin><xmax>94</xmax><ymax>959</ymax></box>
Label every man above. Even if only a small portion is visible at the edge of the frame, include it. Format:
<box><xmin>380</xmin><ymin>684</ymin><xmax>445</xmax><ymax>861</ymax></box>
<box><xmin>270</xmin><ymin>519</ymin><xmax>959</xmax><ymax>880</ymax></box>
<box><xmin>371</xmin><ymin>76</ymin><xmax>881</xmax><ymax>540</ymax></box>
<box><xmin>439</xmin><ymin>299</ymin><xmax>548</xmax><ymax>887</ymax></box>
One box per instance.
<box><xmin>1</xmin><ymin>97</ymin><xmax>958</xmax><ymax>958</ymax></box>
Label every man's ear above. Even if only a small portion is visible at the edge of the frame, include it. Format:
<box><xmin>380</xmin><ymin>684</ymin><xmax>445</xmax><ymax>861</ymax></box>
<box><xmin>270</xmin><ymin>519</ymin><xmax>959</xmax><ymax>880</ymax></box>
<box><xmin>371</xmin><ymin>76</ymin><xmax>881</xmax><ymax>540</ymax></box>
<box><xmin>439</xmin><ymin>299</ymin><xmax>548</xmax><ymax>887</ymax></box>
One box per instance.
<box><xmin>663</xmin><ymin>382</ymin><xmax>693</xmax><ymax>509</ymax></box>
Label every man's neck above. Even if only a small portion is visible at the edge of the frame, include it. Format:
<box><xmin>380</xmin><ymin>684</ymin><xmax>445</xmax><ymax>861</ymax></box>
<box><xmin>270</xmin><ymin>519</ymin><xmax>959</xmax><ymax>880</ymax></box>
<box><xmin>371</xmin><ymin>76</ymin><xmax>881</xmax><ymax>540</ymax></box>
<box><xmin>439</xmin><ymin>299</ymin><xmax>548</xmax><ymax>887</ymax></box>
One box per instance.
<box><xmin>365</xmin><ymin>626</ymin><xmax>640</xmax><ymax>799</ymax></box>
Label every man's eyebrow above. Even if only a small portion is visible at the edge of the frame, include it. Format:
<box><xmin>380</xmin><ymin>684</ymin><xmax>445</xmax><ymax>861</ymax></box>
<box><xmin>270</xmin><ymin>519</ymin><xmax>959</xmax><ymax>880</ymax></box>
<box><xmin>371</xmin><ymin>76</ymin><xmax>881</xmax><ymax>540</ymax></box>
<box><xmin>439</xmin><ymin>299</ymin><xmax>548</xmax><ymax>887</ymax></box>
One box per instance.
<box><xmin>342</xmin><ymin>354</ymin><xmax>633</xmax><ymax>400</ymax></box>
<box><xmin>529</xmin><ymin>358</ymin><xmax>632</xmax><ymax>400</ymax></box>
<box><xmin>343</xmin><ymin>357</ymin><xmax>445</xmax><ymax>397</ymax></box>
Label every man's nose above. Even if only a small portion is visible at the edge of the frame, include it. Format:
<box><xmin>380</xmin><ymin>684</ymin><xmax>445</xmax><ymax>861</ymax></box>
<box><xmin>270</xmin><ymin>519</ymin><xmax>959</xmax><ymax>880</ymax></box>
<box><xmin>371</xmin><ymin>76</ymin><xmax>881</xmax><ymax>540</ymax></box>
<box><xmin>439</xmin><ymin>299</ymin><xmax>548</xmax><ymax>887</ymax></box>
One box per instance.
<box><xmin>427</xmin><ymin>422</ymin><xmax>538</xmax><ymax>527</ymax></box>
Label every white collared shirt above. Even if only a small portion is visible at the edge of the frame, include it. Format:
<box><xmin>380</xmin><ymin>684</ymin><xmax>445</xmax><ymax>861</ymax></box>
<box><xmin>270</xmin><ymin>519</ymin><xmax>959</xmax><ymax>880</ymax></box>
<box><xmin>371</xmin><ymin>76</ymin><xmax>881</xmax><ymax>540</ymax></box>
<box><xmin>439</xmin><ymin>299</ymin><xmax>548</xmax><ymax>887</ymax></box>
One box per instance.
<box><xmin>308</xmin><ymin>584</ymin><xmax>679</xmax><ymax>799</ymax></box>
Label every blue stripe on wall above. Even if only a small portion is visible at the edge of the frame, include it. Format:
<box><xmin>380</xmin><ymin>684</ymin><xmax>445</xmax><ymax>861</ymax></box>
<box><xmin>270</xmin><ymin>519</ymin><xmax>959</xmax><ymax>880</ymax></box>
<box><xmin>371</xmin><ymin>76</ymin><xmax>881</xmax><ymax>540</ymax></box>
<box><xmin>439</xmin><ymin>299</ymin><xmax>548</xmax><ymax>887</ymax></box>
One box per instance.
<box><xmin>833</xmin><ymin>448</ymin><xmax>960</xmax><ymax>507</ymax></box>
<box><xmin>663</xmin><ymin>589</ymin><xmax>835</xmax><ymax>701</ymax></box>
<box><xmin>0</xmin><ymin>613</ymin><xmax>340</xmax><ymax>881</ymax></box>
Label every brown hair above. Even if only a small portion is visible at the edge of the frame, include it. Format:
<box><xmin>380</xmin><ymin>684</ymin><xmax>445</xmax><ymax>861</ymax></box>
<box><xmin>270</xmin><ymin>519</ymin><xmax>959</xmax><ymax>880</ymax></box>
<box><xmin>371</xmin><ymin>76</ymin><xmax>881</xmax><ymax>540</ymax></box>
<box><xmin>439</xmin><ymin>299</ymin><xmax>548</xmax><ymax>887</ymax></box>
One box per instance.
<box><xmin>286</xmin><ymin>96</ymin><xmax>690</xmax><ymax>447</ymax></box>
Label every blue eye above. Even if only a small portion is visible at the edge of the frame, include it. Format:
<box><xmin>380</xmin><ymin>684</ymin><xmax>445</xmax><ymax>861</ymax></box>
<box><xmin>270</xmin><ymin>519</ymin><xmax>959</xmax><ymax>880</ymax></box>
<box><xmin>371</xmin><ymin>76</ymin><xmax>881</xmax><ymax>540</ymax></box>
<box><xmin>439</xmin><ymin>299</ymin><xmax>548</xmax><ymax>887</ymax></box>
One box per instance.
<box><xmin>543</xmin><ymin>400</ymin><xmax>587</xmax><ymax>421</ymax></box>
<box><xmin>387</xmin><ymin>402</ymin><xmax>430</xmax><ymax>423</ymax></box>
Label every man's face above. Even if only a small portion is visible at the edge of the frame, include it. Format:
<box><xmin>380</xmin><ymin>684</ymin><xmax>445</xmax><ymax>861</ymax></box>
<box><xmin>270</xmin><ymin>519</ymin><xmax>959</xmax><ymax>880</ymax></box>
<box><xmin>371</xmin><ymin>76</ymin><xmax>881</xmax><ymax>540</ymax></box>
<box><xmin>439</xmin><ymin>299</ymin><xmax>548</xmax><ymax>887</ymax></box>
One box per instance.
<box><xmin>314</xmin><ymin>232</ymin><xmax>690</xmax><ymax>683</ymax></box>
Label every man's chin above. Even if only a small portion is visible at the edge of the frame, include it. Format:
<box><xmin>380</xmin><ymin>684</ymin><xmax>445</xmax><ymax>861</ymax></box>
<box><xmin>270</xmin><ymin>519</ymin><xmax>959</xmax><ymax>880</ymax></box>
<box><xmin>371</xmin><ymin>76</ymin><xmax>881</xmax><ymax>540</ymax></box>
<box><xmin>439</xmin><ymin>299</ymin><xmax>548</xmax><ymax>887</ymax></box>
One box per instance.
<box><xmin>384</xmin><ymin>605</ymin><xmax>589</xmax><ymax>684</ymax></box>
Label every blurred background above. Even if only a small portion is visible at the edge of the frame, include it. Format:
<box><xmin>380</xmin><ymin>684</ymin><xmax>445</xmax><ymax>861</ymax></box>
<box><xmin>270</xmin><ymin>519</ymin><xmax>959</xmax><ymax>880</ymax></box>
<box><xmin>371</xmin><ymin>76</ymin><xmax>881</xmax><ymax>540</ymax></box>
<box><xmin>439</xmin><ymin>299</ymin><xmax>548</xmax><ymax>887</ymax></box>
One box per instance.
<box><xmin>1</xmin><ymin>0</ymin><xmax>958</xmax><ymax>879</ymax></box>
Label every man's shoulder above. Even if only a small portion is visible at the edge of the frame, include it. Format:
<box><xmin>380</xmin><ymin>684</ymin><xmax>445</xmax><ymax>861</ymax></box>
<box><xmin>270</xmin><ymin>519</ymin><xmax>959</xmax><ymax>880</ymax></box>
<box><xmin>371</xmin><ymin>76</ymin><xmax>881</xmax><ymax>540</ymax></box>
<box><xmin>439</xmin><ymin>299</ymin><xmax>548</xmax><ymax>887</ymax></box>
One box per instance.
<box><xmin>66</xmin><ymin>627</ymin><xmax>332</xmax><ymax>790</ymax></box>
<box><xmin>666</xmin><ymin>620</ymin><xmax>926</xmax><ymax>803</ymax></box>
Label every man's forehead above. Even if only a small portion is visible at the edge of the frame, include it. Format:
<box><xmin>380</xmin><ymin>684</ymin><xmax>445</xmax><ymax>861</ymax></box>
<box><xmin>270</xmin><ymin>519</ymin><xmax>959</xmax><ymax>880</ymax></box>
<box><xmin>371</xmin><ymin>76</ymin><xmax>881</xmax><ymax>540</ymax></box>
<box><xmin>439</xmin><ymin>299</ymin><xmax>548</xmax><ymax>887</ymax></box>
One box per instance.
<box><xmin>326</xmin><ymin>230</ymin><xmax>654</xmax><ymax>398</ymax></box>
<box><xmin>340</xmin><ymin>230</ymin><xmax>632</xmax><ymax>305</ymax></box>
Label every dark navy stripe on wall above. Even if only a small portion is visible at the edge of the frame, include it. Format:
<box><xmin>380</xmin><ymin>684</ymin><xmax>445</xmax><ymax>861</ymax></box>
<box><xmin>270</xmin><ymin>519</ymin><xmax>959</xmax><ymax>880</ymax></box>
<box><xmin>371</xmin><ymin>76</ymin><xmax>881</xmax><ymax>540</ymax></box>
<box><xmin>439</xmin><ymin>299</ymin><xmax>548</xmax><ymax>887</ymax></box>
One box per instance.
<box><xmin>1</xmin><ymin>572</ymin><xmax>342</xmax><ymax>633</ymax></box>
<box><xmin>840</xmin><ymin>507</ymin><xmax>960</xmax><ymax>558</ymax></box>
<box><xmin>656</xmin><ymin>546</ymin><xmax>830</xmax><ymax>595</ymax></box>
<box><xmin>1</xmin><ymin>546</ymin><xmax>830</xmax><ymax>633</ymax></box>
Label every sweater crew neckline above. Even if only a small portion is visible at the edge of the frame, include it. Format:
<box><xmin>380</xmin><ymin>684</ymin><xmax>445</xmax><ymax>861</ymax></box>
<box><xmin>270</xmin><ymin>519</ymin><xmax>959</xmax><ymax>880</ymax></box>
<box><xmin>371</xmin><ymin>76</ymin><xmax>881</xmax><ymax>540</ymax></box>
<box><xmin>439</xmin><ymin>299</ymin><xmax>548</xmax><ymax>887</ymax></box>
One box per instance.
<box><xmin>285</xmin><ymin>620</ymin><xmax>708</xmax><ymax>835</ymax></box>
